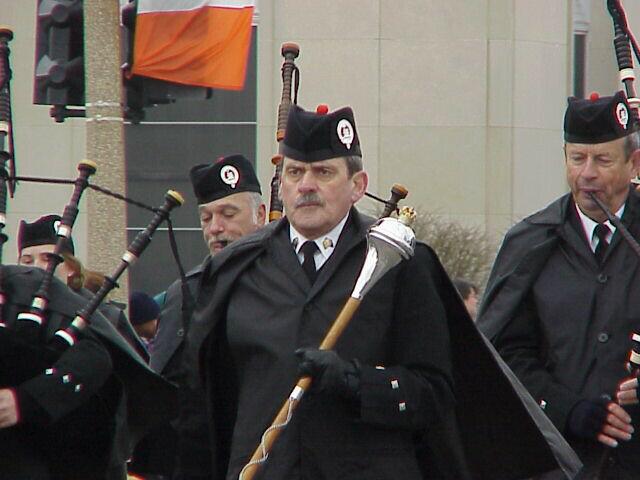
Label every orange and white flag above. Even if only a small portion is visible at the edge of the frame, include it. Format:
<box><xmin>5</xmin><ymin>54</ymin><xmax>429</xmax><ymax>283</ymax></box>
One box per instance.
<box><xmin>131</xmin><ymin>0</ymin><xmax>255</xmax><ymax>90</ymax></box>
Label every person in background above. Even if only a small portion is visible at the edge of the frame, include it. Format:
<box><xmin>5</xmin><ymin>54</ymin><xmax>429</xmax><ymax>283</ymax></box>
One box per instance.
<box><xmin>131</xmin><ymin>154</ymin><xmax>265</xmax><ymax>480</ymax></box>
<box><xmin>129</xmin><ymin>291</ymin><xmax>161</xmax><ymax>344</ymax></box>
<box><xmin>478</xmin><ymin>91</ymin><xmax>640</xmax><ymax>478</ymax></box>
<box><xmin>17</xmin><ymin>214</ymin><xmax>148</xmax><ymax>362</ymax></box>
<box><xmin>452</xmin><ymin>278</ymin><xmax>479</xmax><ymax>321</ymax></box>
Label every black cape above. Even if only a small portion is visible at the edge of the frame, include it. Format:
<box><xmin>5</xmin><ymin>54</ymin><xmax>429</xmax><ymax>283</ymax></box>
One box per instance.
<box><xmin>187</xmin><ymin>211</ymin><xmax>582</xmax><ymax>479</ymax></box>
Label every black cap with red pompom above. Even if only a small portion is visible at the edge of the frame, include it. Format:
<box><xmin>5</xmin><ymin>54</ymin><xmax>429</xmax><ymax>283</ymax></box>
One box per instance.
<box><xmin>564</xmin><ymin>90</ymin><xmax>638</xmax><ymax>144</ymax></box>
<box><xmin>282</xmin><ymin>104</ymin><xmax>362</xmax><ymax>162</ymax></box>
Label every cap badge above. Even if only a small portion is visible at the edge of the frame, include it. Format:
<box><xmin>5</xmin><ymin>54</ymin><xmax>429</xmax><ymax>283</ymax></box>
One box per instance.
<box><xmin>337</xmin><ymin>119</ymin><xmax>354</xmax><ymax>149</ymax></box>
<box><xmin>53</xmin><ymin>220</ymin><xmax>61</xmax><ymax>234</ymax></box>
<box><xmin>616</xmin><ymin>102</ymin><xmax>629</xmax><ymax>130</ymax></box>
<box><xmin>220</xmin><ymin>165</ymin><xmax>240</xmax><ymax>189</ymax></box>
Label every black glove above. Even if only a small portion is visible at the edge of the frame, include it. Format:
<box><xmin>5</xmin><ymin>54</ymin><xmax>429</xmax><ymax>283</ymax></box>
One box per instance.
<box><xmin>567</xmin><ymin>397</ymin><xmax>610</xmax><ymax>440</ymax></box>
<box><xmin>295</xmin><ymin>348</ymin><xmax>360</xmax><ymax>401</ymax></box>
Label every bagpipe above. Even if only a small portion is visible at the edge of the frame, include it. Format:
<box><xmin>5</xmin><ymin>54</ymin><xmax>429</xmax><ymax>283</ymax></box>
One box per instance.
<box><xmin>267</xmin><ymin>43</ymin><xmax>409</xmax><ymax>223</ymax></box>
<box><xmin>0</xmin><ymin>26</ymin><xmax>184</xmax><ymax>470</ymax></box>
<box><xmin>240</xmin><ymin>41</ymin><xmax>415</xmax><ymax>479</ymax></box>
<box><xmin>246</xmin><ymin>42</ymin><xmax>417</xmax><ymax>480</ymax></box>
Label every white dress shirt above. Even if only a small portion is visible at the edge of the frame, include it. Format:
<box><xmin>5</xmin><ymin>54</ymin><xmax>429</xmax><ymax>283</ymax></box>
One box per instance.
<box><xmin>290</xmin><ymin>213</ymin><xmax>350</xmax><ymax>270</ymax></box>
<box><xmin>575</xmin><ymin>202</ymin><xmax>624</xmax><ymax>252</ymax></box>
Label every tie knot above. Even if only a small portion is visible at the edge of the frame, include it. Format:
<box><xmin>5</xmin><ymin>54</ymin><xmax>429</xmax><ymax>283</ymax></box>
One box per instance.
<box><xmin>594</xmin><ymin>223</ymin><xmax>610</xmax><ymax>242</ymax></box>
<box><xmin>300</xmin><ymin>240</ymin><xmax>319</xmax><ymax>258</ymax></box>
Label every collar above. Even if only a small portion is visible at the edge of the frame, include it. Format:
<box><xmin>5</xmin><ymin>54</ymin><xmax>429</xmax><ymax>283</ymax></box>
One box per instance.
<box><xmin>575</xmin><ymin>202</ymin><xmax>624</xmax><ymax>252</ymax></box>
<box><xmin>290</xmin><ymin>212</ymin><xmax>350</xmax><ymax>266</ymax></box>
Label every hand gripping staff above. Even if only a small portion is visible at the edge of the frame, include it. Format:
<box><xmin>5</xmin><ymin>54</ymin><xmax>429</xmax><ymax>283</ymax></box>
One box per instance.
<box><xmin>268</xmin><ymin>42</ymin><xmax>300</xmax><ymax>222</ymax></box>
<box><xmin>48</xmin><ymin>190</ymin><xmax>184</xmax><ymax>353</ymax></box>
<box><xmin>238</xmin><ymin>207</ymin><xmax>417</xmax><ymax>480</ymax></box>
<box><xmin>8</xmin><ymin>160</ymin><xmax>96</xmax><ymax>337</ymax></box>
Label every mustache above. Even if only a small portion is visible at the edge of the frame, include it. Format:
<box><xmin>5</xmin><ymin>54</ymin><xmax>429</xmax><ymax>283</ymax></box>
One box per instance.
<box><xmin>294</xmin><ymin>193</ymin><xmax>324</xmax><ymax>208</ymax></box>
<box><xmin>208</xmin><ymin>236</ymin><xmax>234</xmax><ymax>248</ymax></box>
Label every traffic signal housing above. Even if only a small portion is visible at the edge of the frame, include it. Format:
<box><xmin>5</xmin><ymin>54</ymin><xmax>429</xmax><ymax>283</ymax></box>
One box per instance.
<box><xmin>33</xmin><ymin>0</ymin><xmax>85</xmax><ymax>121</ymax></box>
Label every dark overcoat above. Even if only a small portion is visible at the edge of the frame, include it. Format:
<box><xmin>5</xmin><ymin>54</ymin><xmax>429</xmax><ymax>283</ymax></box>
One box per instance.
<box><xmin>187</xmin><ymin>209</ymin><xmax>582</xmax><ymax>480</ymax></box>
<box><xmin>0</xmin><ymin>265</ymin><xmax>177</xmax><ymax>479</ymax></box>
<box><xmin>477</xmin><ymin>189</ymin><xmax>640</xmax><ymax>475</ymax></box>
<box><xmin>150</xmin><ymin>262</ymin><xmax>205</xmax><ymax>377</ymax></box>
<box><xmin>134</xmin><ymin>261</ymin><xmax>211</xmax><ymax>478</ymax></box>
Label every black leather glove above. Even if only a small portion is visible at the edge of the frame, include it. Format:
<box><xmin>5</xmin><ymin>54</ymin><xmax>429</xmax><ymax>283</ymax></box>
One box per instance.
<box><xmin>567</xmin><ymin>397</ymin><xmax>610</xmax><ymax>440</ymax></box>
<box><xmin>295</xmin><ymin>348</ymin><xmax>360</xmax><ymax>401</ymax></box>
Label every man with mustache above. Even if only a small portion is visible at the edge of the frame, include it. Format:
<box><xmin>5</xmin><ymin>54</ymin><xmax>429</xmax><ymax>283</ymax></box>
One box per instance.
<box><xmin>185</xmin><ymin>105</ymin><xmax>581</xmax><ymax>479</ymax></box>
<box><xmin>477</xmin><ymin>91</ymin><xmax>640</xmax><ymax>478</ymax></box>
<box><xmin>135</xmin><ymin>155</ymin><xmax>265</xmax><ymax>480</ymax></box>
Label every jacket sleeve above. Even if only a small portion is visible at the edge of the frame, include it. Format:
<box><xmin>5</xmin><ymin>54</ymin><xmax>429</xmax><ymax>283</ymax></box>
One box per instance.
<box><xmin>492</xmin><ymin>292</ymin><xmax>581</xmax><ymax>432</ymax></box>
<box><xmin>358</xmin><ymin>246</ymin><xmax>455</xmax><ymax>431</ymax></box>
<box><xmin>15</xmin><ymin>332</ymin><xmax>113</xmax><ymax>426</ymax></box>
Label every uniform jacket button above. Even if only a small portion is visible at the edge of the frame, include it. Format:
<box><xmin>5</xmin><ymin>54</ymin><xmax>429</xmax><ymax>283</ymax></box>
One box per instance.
<box><xmin>597</xmin><ymin>273</ymin><xmax>608</xmax><ymax>284</ymax></box>
<box><xmin>177</xmin><ymin>328</ymin><xmax>184</xmax><ymax>337</ymax></box>
<box><xmin>597</xmin><ymin>332</ymin><xmax>610</xmax><ymax>343</ymax></box>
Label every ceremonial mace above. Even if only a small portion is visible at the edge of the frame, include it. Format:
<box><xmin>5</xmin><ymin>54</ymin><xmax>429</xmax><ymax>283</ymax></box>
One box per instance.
<box><xmin>238</xmin><ymin>206</ymin><xmax>417</xmax><ymax>480</ymax></box>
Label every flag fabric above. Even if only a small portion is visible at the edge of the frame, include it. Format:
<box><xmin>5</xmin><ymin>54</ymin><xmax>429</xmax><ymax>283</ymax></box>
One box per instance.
<box><xmin>132</xmin><ymin>0</ymin><xmax>254</xmax><ymax>90</ymax></box>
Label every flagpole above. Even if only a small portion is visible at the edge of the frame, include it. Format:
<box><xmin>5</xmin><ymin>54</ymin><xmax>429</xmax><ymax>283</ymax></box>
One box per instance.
<box><xmin>84</xmin><ymin>0</ymin><xmax>129</xmax><ymax>302</ymax></box>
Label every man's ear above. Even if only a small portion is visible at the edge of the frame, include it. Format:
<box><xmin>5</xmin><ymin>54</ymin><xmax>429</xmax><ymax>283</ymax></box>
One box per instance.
<box><xmin>631</xmin><ymin>148</ymin><xmax>640</xmax><ymax>177</ymax></box>
<box><xmin>351</xmin><ymin>170</ymin><xmax>368</xmax><ymax>203</ymax></box>
<box><xmin>257</xmin><ymin>203</ymin><xmax>267</xmax><ymax>226</ymax></box>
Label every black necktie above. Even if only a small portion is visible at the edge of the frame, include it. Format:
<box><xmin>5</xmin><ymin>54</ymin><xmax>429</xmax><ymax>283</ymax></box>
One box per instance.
<box><xmin>593</xmin><ymin>223</ymin><xmax>611</xmax><ymax>264</ymax></box>
<box><xmin>300</xmin><ymin>241</ymin><xmax>319</xmax><ymax>283</ymax></box>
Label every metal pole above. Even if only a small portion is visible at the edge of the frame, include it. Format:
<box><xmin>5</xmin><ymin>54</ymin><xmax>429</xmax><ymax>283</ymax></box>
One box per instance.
<box><xmin>572</xmin><ymin>0</ymin><xmax>591</xmax><ymax>98</ymax></box>
<box><xmin>84</xmin><ymin>0</ymin><xmax>128</xmax><ymax>302</ymax></box>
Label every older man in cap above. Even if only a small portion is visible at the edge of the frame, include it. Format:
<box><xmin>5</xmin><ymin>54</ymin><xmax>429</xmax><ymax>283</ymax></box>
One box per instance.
<box><xmin>186</xmin><ymin>105</ymin><xmax>582</xmax><ymax>480</ymax></box>
<box><xmin>478</xmin><ymin>91</ymin><xmax>640</xmax><ymax>478</ymax></box>
<box><xmin>137</xmin><ymin>154</ymin><xmax>265</xmax><ymax>480</ymax></box>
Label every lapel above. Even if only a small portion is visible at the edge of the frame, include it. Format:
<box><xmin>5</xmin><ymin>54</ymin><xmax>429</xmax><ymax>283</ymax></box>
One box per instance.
<box><xmin>557</xmin><ymin>199</ymin><xmax>599</xmax><ymax>269</ymax></box>
<box><xmin>267</xmin><ymin>209</ymin><xmax>372</xmax><ymax>301</ymax></box>
<box><xmin>307</xmin><ymin>209</ymin><xmax>369</xmax><ymax>300</ymax></box>
<box><xmin>269</xmin><ymin>222</ymin><xmax>311</xmax><ymax>296</ymax></box>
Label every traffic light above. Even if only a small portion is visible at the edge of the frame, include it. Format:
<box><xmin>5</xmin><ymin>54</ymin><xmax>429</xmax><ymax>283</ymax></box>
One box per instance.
<box><xmin>33</xmin><ymin>0</ymin><xmax>85</xmax><ymax>121</ymax></box>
